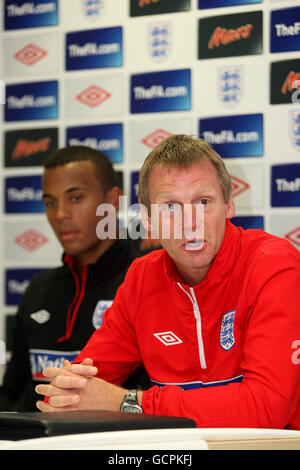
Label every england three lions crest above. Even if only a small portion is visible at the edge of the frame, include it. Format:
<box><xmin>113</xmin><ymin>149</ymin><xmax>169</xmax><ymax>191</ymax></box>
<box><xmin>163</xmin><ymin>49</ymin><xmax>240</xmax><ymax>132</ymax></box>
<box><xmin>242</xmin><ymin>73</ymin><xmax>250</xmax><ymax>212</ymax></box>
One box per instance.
<box><xmin>92</xmin><ymin>300</ymin><xmax>113</xmax><ymax>329</ymax></box>
<box><xmin>148</xmin><ymin>21</ymin><xmax>172</xmax><ymax>63</ymax></box>
<box><xmin>220</xmin><ymin>310</ymin><xmax>235</xmax><ymax>351</ymax></box>
<box><xmin>289</xmin><ymin>110</ymin><xmax>300</xmax><ymax>152</ymax></box>
<box><xmin>218</xmin><ymin>66</ymin><xmax>244</xmax><ymax>108</ymax></box>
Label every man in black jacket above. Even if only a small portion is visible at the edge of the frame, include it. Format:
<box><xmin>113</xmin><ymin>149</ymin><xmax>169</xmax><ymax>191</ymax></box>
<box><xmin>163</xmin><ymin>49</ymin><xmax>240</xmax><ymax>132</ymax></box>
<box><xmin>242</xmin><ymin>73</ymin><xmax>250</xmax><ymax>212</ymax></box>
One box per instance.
<box><xmin>0</xmin><ymin>145</ymin><xmax>150</xmax><ymax>411</ymax></box>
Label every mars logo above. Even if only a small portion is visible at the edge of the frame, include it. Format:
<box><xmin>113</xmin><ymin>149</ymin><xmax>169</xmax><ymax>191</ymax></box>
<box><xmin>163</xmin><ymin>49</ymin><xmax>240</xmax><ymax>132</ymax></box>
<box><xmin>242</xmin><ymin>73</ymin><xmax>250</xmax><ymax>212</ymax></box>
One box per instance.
<box><xmin>82</xmin><ymin>0</ymin><xmax>104</xmax><ymax>20</ymax></box>
<box><xmin>76</xmin><ymin>85</ymin><xmax>111</xmax><ymax>108</ymax></box>
<box><xmin>218</xmin><ymin>66</ymin><xmax>244</xmax><ymax>108</ymax></box>
<box><xmin>14</xmin><ymin>43</ymin><xmax>47</xmax><ymax>66</ymax></box>
<box><xmin>230</xmin><ymin>175</ymin><xmax>250</xmax><ymax>197</ymax></box>
<box><xmin>285</xmin><ymin>227</ymin><xmax>300</xmax><ymax>248</ymax></box>
<box><xmin>289</xmin><ymin>111</ymin><xmax>300</xmax><ymax>152</ymax></box>
<box><xmin>142</xmin><ymin>129</ymin><xmax>172</xmax><ymax>149</ymax></box>
<box><xmin>14</xmin><ymin>229</ymin><xmax>49</xmax><ymax>252</ymax></box>
<box><xmin>271</xmin><ymin>59</ymin><xmax>300</xmax><ymax>104</ymax></box>
<box><xmin>148</xmin><ymin>22</ymin><xmax>172</xmax><ymax>63</ymax></box>
<box><xmin>130</xmin><ymin>0</ymin><xmax>190</xmax><ymax>17</ymax></box>
<box><xmin>198</xmin><ymin>11</ymin><xmax>262</xmax><ymax>59</ymax></box>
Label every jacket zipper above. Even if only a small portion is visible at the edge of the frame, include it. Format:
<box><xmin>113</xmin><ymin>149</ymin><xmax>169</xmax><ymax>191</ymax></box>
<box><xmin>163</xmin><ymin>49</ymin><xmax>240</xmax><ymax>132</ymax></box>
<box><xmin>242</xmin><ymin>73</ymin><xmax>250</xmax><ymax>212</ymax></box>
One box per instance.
<box><xmin>177</xmin><ymin>283</ymin><xmax>207</xmax><ymax>369</ymax></box>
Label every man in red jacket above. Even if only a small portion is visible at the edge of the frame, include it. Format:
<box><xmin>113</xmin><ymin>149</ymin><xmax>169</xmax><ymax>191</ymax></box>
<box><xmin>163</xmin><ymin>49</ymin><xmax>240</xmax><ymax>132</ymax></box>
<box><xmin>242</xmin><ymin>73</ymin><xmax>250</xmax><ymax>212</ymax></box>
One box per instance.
<box><xmin>36</xmin><ymin>135</ymin><xmax>300</xmax><ymax>429</ymax></box>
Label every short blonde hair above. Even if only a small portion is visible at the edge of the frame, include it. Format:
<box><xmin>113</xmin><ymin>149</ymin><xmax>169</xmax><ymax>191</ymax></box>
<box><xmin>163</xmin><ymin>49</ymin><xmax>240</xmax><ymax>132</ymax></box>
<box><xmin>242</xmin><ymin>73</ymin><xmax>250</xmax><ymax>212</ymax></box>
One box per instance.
<box><xmin>138</xmin><ymin>134</ymin><xmax>232</xmax><ymax>210</ymax></box>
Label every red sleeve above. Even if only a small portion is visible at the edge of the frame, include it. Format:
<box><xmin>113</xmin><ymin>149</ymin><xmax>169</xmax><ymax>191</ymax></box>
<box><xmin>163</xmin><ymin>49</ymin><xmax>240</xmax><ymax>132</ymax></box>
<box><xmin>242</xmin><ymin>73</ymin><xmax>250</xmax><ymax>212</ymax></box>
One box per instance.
<box><xmin>141</xmin><ymin>248</ymin><xmax>300</xmax><ymax>429</ymax></box>
<box><xmin>74</xmin><ymin>263</ymin><xmax>143</xmax><ymax>385</ymax></box>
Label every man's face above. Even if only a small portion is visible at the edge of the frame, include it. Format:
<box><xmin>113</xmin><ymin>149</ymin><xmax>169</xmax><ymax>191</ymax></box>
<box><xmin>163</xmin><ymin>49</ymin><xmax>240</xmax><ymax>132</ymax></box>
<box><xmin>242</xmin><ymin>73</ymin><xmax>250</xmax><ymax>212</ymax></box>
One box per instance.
<box><xmin>146</xmin><ymin>161</ymin><xmax>235</xmax><ymax>285</ymax></box>
<box><xmin>42</xmin><ymin>160</ymin><xmax>119</xmax><ymax>266</ymax></box>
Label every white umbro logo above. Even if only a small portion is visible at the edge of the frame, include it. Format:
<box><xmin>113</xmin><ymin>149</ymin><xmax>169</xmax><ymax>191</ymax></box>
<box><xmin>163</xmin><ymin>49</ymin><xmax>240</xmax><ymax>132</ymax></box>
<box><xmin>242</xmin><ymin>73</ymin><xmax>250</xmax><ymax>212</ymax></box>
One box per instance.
<box><xmin>153</xmin><ymin>331</ymin><xmax>183</xmax><ymax>346</ymax></box>
<box><xmin>30</xmin><ymin>310</ymin><xmax>50</xmax><ymax>325</ymax></box>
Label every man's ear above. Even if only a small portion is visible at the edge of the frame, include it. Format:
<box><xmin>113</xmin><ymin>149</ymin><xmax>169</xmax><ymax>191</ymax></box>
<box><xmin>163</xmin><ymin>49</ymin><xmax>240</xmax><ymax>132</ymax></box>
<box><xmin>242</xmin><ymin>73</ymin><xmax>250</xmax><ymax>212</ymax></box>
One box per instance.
<box><xmin>139</xmin><ymin>199</ymin><xmax>152</xmax><ymax>234</ymax></box>
<box><xmin>106</xmin><ymin>186</ymin><xmax>122</xmax><ymax>210</ymax></box>
<box><xmin>226</xmin><ymin>194</ymin><xmax>235</xmax><ymax>219</ymax></box>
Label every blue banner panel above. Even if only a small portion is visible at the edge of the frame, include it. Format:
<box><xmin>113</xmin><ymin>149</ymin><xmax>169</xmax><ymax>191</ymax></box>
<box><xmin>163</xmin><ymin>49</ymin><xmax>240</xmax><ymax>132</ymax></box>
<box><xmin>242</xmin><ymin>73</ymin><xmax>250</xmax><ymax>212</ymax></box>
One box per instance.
<box><xmin>5</xmin><ymin>81</ymin><xmax>58</xmax><ymax>122</ymax></box>
<box><xmin>5</xmin><ymin>174</ymin><xmax>44</xmax><ymax>213</ymax></box>
<box><xmin>4</xmin><ymin>0</ymin><xmax>58</xmax><ymax>30</ymax></box>
<box><xmin>270</xmin><ymin>6</ymin><xmax>300</xmax><ymax>53</ymax></box>
<box><xmin>130</xmin><ymin>69</ymin><xmax>191</xmax><ymax>113</ymax></box>
<box><xmin>66</xmin><ymin>26</ymin><xmax>123</xmax><ymax>71</ymax></box>
<box><xmin>231</xmin><ymin>216</ymin><xmax>264</xmax><ymax>230</ymax></box>
<box><xmin>199</xmin><ymin>113</ymin><xmax>263</xmax><ymax>158</ymax></box>
<box><xmin>271</xmin><ymin>163</ymin><xmax>300</xmax><ymax>207</ymax></box>
<box><xmin>66</xmin><ymin>123</ymin><xmax>123</xmax><ymax>163</ymax></box>
<box><xmin>199</xmin><ymin>0</ymin><xmax>262</xmax><ymax>9</ymax></box>
<box><xmin>5</xmin><ymin>268</ymin><xmax>44</xmax><ymax>305</ymax></box>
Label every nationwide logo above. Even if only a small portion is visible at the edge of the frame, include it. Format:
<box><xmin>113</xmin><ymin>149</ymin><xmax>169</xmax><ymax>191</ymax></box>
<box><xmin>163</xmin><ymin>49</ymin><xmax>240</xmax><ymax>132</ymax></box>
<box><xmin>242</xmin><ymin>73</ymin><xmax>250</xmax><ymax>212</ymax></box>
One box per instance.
<box><xmin>14</xmin><ymin>43</ymin><xmax>47</xmax><ymax>66</ymax></box>
<box><xmin>82</xmin><ymin>0</ymin><xmax>104</xmax><ymax>20</ymax></box>
<box><xmin>148</xmin><ymin>21</ymin><xmax>172</xmax><ymax>63</ymax></box>
<box><xmin>230</xmin><ymin>175</ymin><xmax>250</xmax><ymax>197</ymax></box>
<box><xmin>270</xmin><ymin>6</ymin><xmax>300</xmax><ymax>53</ymax></box>
<box><xmin>270</xmin><ymin>59</ymin><xmax>300</xmax><ymax>104</ymax></box>
<box><xmin>153</xmin><ymin>331</ymin><xmax>183</xmax><ymax>346</ymax></box>
<box><xmin>12</xmin><ymin>137</ymin><xmax>51</xmax><ymax>159</ymax></box>
<box><xmin>285</xmin><ymin>227</ymin><xmax>300</xmax><ymax>247</ymax></box>
<box><xmin>29</xmin><ymin>349</ymin><xmax>80</xmax><ymax>381</ymax></box>
<box><xmin>76</xmin><ymin>85</ymin><xmax>111</xmax><ymax>108</ymax></box>
<box><xmin>218</xmin><ymin>65</ymin><xmax>244</xmax><ymax>108</ymax></box>
<box><xmin>198</xmin><ymin>11</ymin><xmax>263</xmax><ymax>59</ymax></box>
<box><xmin>289</xmin><ymin>110</ymin><xmax>300</xmax><ymax>152</ymax></box>
<box><xmin>141</xmin><ymin>129</ymin><xmax>172</xmax><ymax>149</ymax></box>
<box><xmin>14</xmin><ymin>229</ymin><xmax>49</xmax><ymax>252</ymax></box>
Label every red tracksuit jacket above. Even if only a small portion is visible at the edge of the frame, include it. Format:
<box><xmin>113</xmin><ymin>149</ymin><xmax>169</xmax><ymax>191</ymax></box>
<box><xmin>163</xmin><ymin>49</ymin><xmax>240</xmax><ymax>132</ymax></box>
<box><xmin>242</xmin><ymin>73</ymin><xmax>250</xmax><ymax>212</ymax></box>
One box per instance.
<box><xmin>75</xmin><ymin>220</ymin><xmax>300</xmax><ymax>429</ymax></box>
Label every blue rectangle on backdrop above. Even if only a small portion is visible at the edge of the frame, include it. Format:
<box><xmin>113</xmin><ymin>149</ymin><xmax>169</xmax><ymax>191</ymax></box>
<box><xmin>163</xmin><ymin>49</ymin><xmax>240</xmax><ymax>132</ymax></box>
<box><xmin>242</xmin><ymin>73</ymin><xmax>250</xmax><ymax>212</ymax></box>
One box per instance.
<box><xmin>5</xmin><ymin>175</ymin><xmax>44</xmax><ymax>213</ymax></box>
<box><xmin>198</xmin><ymin>0</ymin><xmax>261</xmax><ymax>8</ymax></box>
<box><xmin>199</xmin><ymin>113</ymin><xmax>263</xmax><ymax>158</ymax></box>
<box><xmin>66</xmin><ymin>26</ymin><xmax>123</xmax><ymax>71</ymax></box>
<box><xmin>131</xmin><ymin>69</ymin><xmax>191</xmax><ymax>114</ymax></box>
<box><xmin>270</xmin><ymin>6</ymin><xmax>300</xmax><ymax>53</ymax></box>
<box><xmin>66</xmin><ymin>123</ymin><xmax>123</xmax><ymax>163</ymax></box>
<box><xmin>5</xmin><ymin>268</ymin><xmax>43</xmax><ymax>305</ymax></box>
<box><xmin>5</xmin><ymin>81</ymin><xmax>58</xmax><ymax>122</ymax></box>
<box><xmin>231</xmin><ymin>216</ymin><xmax>264</xmax><ymax>230</ymax></box>
<box><xmin>271</xmin><ymin>163</ymin><xmax>300</xmax><ymax>207</ymax></box>
<box><xmin>4</xmin><ymin>0</ymin><xmax>58</xmax><ymax>30</ymax></box>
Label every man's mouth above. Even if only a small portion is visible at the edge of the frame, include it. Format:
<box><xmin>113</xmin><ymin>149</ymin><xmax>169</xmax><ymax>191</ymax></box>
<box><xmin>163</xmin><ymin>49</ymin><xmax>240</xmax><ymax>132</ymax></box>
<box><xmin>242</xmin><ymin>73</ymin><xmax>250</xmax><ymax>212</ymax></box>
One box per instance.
<box><xmin>60</xmin><ymin>230</ymin><xmax>79</xmax><ymax>241</ymax></box>
<box><xmin>184</xmin><ymin>239</ymin><xmax>205</xmax><ymax>251</ymax></box>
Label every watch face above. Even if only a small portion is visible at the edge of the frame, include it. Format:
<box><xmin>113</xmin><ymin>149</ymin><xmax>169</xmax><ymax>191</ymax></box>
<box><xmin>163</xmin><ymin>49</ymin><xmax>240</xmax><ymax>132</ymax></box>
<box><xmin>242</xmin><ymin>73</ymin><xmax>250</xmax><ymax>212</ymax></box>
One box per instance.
<box><xmin>122</xmin><ymin>405</ymin><xmax>143</xmax><ymax>414</ymax></box>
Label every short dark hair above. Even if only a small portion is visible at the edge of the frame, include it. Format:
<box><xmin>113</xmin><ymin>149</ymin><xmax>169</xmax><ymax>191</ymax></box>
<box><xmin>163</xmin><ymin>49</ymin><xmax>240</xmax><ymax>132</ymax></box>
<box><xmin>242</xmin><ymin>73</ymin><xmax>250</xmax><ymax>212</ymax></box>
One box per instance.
<box><xmin>44</xmin><ymin>145</ymin><xmax>118</xmax><ymax>193</ymax></box>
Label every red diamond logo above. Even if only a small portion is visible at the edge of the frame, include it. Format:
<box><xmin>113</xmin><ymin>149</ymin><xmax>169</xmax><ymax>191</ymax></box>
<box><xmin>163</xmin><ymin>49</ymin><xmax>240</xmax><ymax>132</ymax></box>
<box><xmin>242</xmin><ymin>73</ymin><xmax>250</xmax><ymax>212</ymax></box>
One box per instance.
<box><xmin>230</xmin><ymin>175</ymin><xmax>250</xmax><ymax>198</ymax></box>
<box><xmin>285</xmin><ymin>227</ymin><xmax>300</xmax><ymax>247</ymax></box>
<box><xmin>14</xmin><ymin>44</ymin><xmax>47</xmax><ymax>66</ymax></box>
<box><xmin>153</xmin><ymin>331</ymin><xmax>183</xmax><ymax>346</ymax></box>
<box><xmin>141</xmin><ymin>129</ymin><xmax>172</xmax><ymax>149</ymax></box>
<box><xmin>14</xmin><ymin>229</ymin><xmax>49</xmax><ymax>252</ymax></box>
<box><xmin>76</xmin><ymin>85</ymin><xmax>111</xmax><ymax>108</ymax></box>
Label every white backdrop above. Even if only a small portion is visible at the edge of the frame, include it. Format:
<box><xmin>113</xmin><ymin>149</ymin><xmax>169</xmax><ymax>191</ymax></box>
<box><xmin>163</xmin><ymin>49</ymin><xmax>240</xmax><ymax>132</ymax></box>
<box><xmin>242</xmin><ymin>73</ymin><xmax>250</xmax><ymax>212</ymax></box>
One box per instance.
<box><xmin>0</xmin><ymin>0</ymin><xmax>299</xmax><ymax>377</ymax></box>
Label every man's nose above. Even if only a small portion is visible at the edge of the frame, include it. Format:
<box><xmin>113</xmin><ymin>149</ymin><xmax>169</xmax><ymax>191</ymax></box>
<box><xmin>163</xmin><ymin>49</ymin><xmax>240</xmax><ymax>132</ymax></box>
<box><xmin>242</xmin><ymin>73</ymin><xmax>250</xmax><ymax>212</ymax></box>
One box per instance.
<box><xmin>55</xmin><ymin>201</ymin><xmax>72</xmax><ymax>220</ymax></box>
<box><xmin>183</xmin><ymin>204</ymin><xmax>204</xmax><ymax>239</ymax></box>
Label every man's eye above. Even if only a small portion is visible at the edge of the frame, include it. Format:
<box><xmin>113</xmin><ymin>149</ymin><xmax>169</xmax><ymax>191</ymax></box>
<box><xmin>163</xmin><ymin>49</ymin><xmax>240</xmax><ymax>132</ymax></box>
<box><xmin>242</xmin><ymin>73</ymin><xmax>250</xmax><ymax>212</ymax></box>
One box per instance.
<box><xmin>200</xmin><ymin>199</ymin><xmax>209</xmax><ymax>206</ymax></box>
<box><xmin>71</xmin><ymin>195</ymin><xmax>82</xmax><ymax>203</ymax></box>
<box><xmin>160</xmin><ymin>203</ymin><xmax>181</xmax><ymax>213</ymax></box>
<box><xmin>44</xmin><ymin>200</ymin><xmax>56</xmax><ymax>209</ymax></box>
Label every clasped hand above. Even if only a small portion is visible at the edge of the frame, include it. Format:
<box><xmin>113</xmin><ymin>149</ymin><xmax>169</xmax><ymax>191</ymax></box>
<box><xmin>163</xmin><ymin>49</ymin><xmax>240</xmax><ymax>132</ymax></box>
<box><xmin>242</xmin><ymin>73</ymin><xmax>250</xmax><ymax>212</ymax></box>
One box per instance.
<box><xmin>35</xmin><ymin>358</ymin><xmax>127</xmax><ymax>412</ymax></box>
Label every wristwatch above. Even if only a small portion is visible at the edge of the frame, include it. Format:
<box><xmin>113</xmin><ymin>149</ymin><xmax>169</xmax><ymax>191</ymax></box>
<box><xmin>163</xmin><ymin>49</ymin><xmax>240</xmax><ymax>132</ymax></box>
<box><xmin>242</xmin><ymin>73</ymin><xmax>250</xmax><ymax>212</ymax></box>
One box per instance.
<box><xmin>120</xmin><ymin>389</ymin><xmax>143</xmax><ymax>414</ymax></box>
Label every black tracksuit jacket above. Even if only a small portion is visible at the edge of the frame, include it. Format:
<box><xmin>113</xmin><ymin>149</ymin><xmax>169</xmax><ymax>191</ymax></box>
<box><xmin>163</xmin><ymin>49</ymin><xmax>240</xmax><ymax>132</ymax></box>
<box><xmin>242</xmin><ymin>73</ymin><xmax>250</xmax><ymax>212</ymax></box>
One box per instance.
<box><xmin>0</xmin><ymin>239</ymin><xmax>151</xmax><ymax>411</ymax></box>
